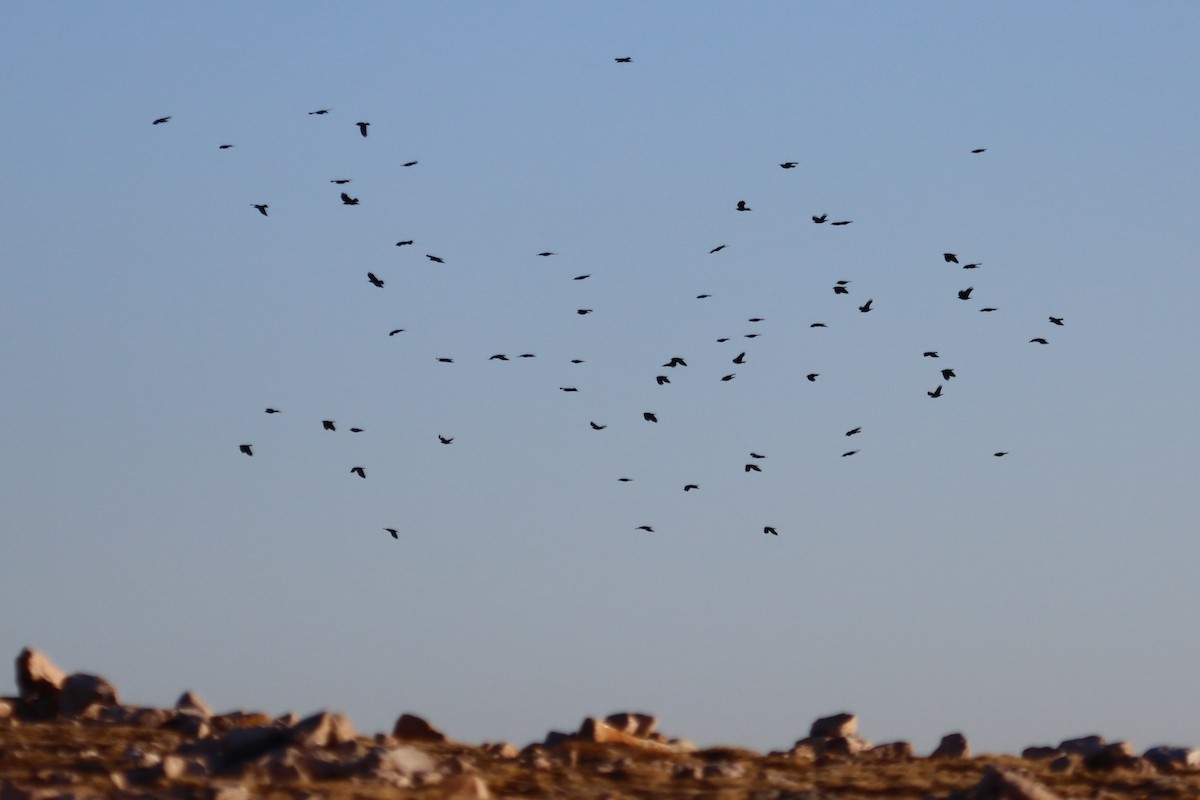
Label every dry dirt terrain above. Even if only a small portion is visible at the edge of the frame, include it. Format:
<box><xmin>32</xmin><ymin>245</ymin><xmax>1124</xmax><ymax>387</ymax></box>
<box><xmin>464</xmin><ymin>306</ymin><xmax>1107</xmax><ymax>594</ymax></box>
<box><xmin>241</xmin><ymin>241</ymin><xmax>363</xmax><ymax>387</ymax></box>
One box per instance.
<box><xmin>4</xmin><ymin>648</ymin><xmax>1199</xmax><ymax>799</ymax></box>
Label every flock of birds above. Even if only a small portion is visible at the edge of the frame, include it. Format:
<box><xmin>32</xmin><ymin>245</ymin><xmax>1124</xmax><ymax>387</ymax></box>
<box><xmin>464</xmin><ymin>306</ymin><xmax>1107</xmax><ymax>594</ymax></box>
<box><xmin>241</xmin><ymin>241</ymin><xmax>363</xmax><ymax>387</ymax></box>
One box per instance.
<box><xmin>152</xmin><ymin>61</ymin><xmax>1067</xmax><ymax>541</ymax></box>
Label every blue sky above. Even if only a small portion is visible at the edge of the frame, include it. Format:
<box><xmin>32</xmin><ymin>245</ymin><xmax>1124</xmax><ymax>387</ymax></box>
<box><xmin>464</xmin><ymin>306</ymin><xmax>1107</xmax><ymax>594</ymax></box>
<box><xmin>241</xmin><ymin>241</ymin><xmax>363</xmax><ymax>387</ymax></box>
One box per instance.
<box><xmin>3</xmin><ymin>2</ymin><xmax>1199</xmax><ymax>754</ymax></box>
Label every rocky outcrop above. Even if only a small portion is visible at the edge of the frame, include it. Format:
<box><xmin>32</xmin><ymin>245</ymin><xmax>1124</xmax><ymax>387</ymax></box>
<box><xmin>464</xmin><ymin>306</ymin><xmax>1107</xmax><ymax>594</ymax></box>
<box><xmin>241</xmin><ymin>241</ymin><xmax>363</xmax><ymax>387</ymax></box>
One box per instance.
<box><xmin>932</xmin><ymin>732</ymin><xmax>971</xmax><ymax>758</ymax></box>
<box><xmin>1143</xmin><ymin>745</ymin><xmax>1200</xmax><ymax>770</ymax></box>
<box><xmin>14</xmin><ymin>648</ymin><xmax>66</xmax><ymax>719</ymax></box>
<box><xmin>393</xmin><ymin>712</ymin><xmax>447</xmax><ymax>742</ymax></box>
<box><xmin>962</xmin><ymin>765</ymin><xmax>1063</xmax><ymax>800</ymax></box>
<box><xmin>59</xmin><ymin>673</ymin><xmax>119</xmax><ymax>718</ymax></box>
<box><xmin>810</xmin><ymin>712</ymin><xmax>858</xmax><ymax>739</ymax></box>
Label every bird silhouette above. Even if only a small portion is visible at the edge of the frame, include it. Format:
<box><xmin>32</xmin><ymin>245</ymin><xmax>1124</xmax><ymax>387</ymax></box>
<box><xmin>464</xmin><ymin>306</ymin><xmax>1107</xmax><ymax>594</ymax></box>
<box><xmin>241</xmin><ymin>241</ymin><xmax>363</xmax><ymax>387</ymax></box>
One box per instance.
<box><xmin>386</xmin><ymin>528</ymin><xmax>398</xmax><ymax>539</ymax></box>
<box><xmin>436</xmin><ymin>357</ymin><xmax>454</xmax><ymax>363</ymax></box>
<box><xmin>721</xmin><ymin>374</ymin><xmax>736</xmax><ymax>381</ymax></box>
<box><xmin>589</xmin><ymin>422</ymin><xmax>607</xmax><ymax>430</ymax></box>
<box><xmin>218</xmin><ymin>144</ymin><xmax>233</xmax><ymax>149</ymax></box>
<box><xmin>340</xmin><ymin>192</ymin><xmax>359</xmax><ymax>205</ymax></box>
<box><xmin>643</xmin><ymin>412</ymin><xmax>658</xmax><ymax>423</ymax></box>
<box><xmin>716</xmin><ymin>338</ymin><xmax>731</xmax><ymax>342</ymax></box>
<box><xmin>309</xmin><ymin>109</ymin><xmax>330</xmax><ymax>115</ymax></box>
<box><xmin>810</xmin><ymin>323</ymin><xmax>827</xmax><ymax>328</ymax></box>
<box><xmin>252</xmin><ymin>204</ymin><xmax>268</xmax><ymax>216</ymax></box>
<box><xmin>351</xmin><ymin>467</ymin><xmax>366</xmax><ymax>478</ymax></box>
<box><xmin>426</xmin><ymin>254</ymin><xmax>444</xmax><ymax>263</ymax></box>
<box><xmin>684</xmin><ymin>484</ymin><xmax>699</xmax><ymax>491</ymax></box>
<box><xmin>834</xmin><ymin>284</ymin><xmax>850</xmax><ymax>295</ymax></box>
<box><xmin>350</xmin><ymin>428</ymin><xmax>363</xmax><ymax>433</ymax></box>
<box><xmin>963</xmin><ymin>263</ymin><xmax>981</xmax><ymax>269</ymax></box>
<box><xmin>744</xmin><ymin>333</ymin><xmax>761</xmax><ymax>338</ymax></box>
<box><xmin>402</xmin><ymin>161</ymin><xmax>418</xmax><ymax>167</ymax></box>
<box><xmin>941</xmin><ymin>368</ymin><xmax>956</xmax><ymax>380</ymax></box>
<box><xmin>577</xmin><ymin>309</ymin><xmax>593</xmax><ymax>315</ymax></box>
<box><xmin>1030</xmin><ymin>338</ymin><xmax>1049</xmax><ymax>344</ymax></box>
<box><xmin>957</xmin><ymin>287</ymin><xmax>974</xmax><ymax>300</ymax></box>
<box><xmin>618</xmin><ymin>477</ymin><xmax>633</xmax><ymax>482</ymax></box>
<box><xmin>845</xmin><ymin>427</ymin><xmax>862</xmax><ymax>436</ymax></box>
<box><xmin>745</xmin><ymin>463</ymin><xmax>762</xmax><ymax>472</ymax></box>
<box><xmin>749</xmin><ymin>453</ymin><xmax>766</xmax><ymax>459</ymax></box>
<box><xmin>763</xmin><ymin>526</ymin><xmax>778</xmax><ymax>535</ymax></box>
<box><xmin>574</xmin><ymin>274</ymin><xmax>590</xmax><ymax>280</ymax></box>
<box><xmin>971</xmin><ymin>148</ymin><xmax>987</xmax><ymax>153</ymax></box>
<box><xmin>489</xmin><ymin>354</ymin><xmax>509</xmax><ymax>361</ymax></box>
<box><xmin>367</xmin><ymin>272</ymin><xmax>384</xmax><ymax>288</ymax></box>
<box><xmin>519</xmin><ymin>353</ymin><xmax>536</xmax><ymax>358</ymax></box>
<box><xmin>831</xmin><ymin>220</ymin><xmax>852</xmax><ymax>225</ymax></box>
<box><xmin>927</xmin><ymin>385</ymin><xmax>943</xmax><ymax>398</ymax></box>
<box><xmin>859</xmin><ymin>299</ymin><xmax>874</xmax><ymax>312</ymax></box>
<box><xmin>615</xmin><ymin>57</ymin><xmax>633</xmax><ymax>63</ymax></box>
<box><xmin>732</xmin><ymin>352</ymin><xmax>746</xmax><ymax>364</ymax></box>
<box><xmin>656</xmin><ymin>375</ymin><xmax>670</xmax><ymax>385</ymax></box>
<box><xmin>395</xmin><ymin>240</ymin><xmax>413</xmax><ymax>246</ymax></box>
<box><xmin>1049</xmin><ymin>316</ymin><xmax>1064</xmax><ymax>326</ymax></box>
<box><xmin>736</xmin><ymin>200</ymin><xmax>750</xmax><ymax>211</ymax></box>
<box><xmin>388</xmin><ymin>329</ymin><xmax>405</xmax><ymax>336</ymax></box>
<box><xmin>812</xmin><ymin>214</ymin><xmax>827</xmax><ymax>223</ymax></box>
<box><xmin>537</xmin><ymin>252</ymin><xmax>556</xmax><ymax>257</ymax></box>
<box><xmin>331</xmin><ymin>179</ymin><xmax>351</xmax><ymax>184</ymax></box>
<box><xmin>979</xmin><ymin>307</ymin><xmax>997</xmax><ymax>312</ymax></box>
<box><xmin>710</xmin><ymin>244</ymin><xmax>726</xmax><ymax>253</ymax></box>
<box><xmin>748</xmin><ymin>317</ymin><xmax>764</xmax><ymax>322</ymax></box>
<box><xmin>265</xmin><ymin>408</ymin><xmax>280</xmax><ymax>414</ymax></box>
<box><xmin>635</xmin><ymin>525</ymin><xmax>654</xmax><ymax>532</ymax></box>
<box><xmin>152</xmin><ymin>116</ymin><xmax>171</xmax><ymax>125</ymax></box>
<box><xmin>923</xmin><ymin>351</ymin><xmax>939</xmax><ymax>358</ymax></box>
<box><xmin>944</xmin><ymin>253</ymin><xmax>959</xmax><ymax>263</ymax></box>
<box><xmin>696</xmin><ymin>294</ymin><xmax>711</xmax><ymax>299</ymax></box>
<box><xmin>239</xmin><ymin>444</ymin><xmax>253</xmax><ymax>456</ymax></box>
<box><xmin>559</xmin><ymin>387</ymin><xmax>578</xmax><ymax>392</ymax></box>
<box><xmin>993</xmin><ymin>452</ymin><xmax>1008</xmax><ymax>457</ymax></box>
<box><xmin>780</xmin><ymin>162</ymin><xmax>798</xmax><ymax>169</ymax></box>
<box><xmin>806</xmin><ymin>373</ymin><xmax>819</xmax><ymax>381</ymax></box>
<box><xmin>570</xmin><ymin>358</ymin><xmax>585</xmax><ymax>364</ymax></box>
<box><xmin>438</xmin><ymin>435</ymin><xmax>454</xmax><ymax>444</ymax></box>
<box><xmin>322</xmin><ymin>420</ymin><xmax>336</xmax><ymax>431</ymax></box>
<box><xmin>663</xmin><ymin>357</ymin><xmax>687</xmax><ymax>367</ymax></box>
<box><xmin>841</xmin><ymin>450</ymin><xmax>859</xmax><ymax>457</ymax></box>
<box><xmin>356</xmin><ymin>121</ymin><xmax>370</xmax><ymax>137</ymax></box>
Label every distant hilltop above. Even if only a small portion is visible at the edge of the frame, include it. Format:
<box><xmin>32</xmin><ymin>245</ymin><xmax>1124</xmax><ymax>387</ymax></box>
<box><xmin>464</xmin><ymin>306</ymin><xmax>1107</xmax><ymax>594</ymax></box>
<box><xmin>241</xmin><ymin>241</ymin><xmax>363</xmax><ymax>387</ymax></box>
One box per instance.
<box><xmin>3</xmin><ymin>646</ymin><xmax>1199</xmax><ymax>799</ymax></box>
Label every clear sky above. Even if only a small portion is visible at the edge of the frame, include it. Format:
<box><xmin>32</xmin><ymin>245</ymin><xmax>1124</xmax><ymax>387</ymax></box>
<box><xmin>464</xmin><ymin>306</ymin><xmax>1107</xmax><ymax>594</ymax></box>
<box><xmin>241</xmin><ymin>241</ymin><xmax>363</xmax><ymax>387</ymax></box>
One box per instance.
<box><xmin>3</xmin><ymin>2</ymin><xmax>1199</xmax><ymax>755</ymax></box>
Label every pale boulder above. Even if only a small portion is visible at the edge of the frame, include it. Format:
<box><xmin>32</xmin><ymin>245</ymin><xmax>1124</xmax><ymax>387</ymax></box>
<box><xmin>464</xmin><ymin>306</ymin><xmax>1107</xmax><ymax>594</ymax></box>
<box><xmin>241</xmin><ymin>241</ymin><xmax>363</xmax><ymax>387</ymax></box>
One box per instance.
<box><xmin>577</xmin><ymin>717</ymin><xmax>680</xmax><ymax>752</ymax></box>
<box><xmin>809</xmin><ymin>712</ymin><xmax>857</xmax><ymax>738</ymax></box>
<box><xmin>290</xmin><ymin>711</ymin><xmax>356</xmax><ymax>748</ymax></box>
<box><xmin>175</xmin><ymin>691</ymin><xmax>214</xmax><ymax>717</ymax></box>
<box><xmin>15</xmin><ymin>648</ymin><xmax>66</xmax><ymax>718</ymax></box>
<box><xmin>603</xmin><ymin>712</ymin><xmax>657</xmax><ymax>738</ymax></box>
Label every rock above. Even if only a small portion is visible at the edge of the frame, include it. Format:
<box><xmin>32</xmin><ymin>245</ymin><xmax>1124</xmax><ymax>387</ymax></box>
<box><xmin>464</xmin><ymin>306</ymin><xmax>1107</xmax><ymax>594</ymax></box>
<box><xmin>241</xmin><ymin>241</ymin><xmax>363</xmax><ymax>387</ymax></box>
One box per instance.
<box><xmin>289</xmin><ymin>711</ymin><xmax>356</xmax><ymax>748</ymax></box>
<box><xmin>577</xmin><ymin>717</ymin><xmax>681</xmax><ymax>752</ymax></box>
<box><xmin>809</xmin><ymin>712</ymin><xmax>857</xmax><ymax>739</ymax></box>
<box><xmin>442</xmin><ymin>774</ymin><xmax>491</xmax><ymax>799</ymax></box>
<box><xmin>701</xmin><ymin>762</ymin><xmax>745</xmax><ymax>779</ymax></box>
<box><xmin>393</xmin><ymin>712</ymin><xmax>447</xmax><ymax>742</ymax></box>
<box><xmin>357</xmin><ymin>745</ymin><xmax>437</xmax><ymax>785</ymax></box>
<box><xmin>0</xmin><ymin>698</ymin><xmax>14</xmax><ymax>719</ymax></box>
<box><xmin>966</xmin><ymin>765</ymin><xmax>1063</xmax><ymax>800</ymax></box>
<box><xmin>163</xmin><ymin>709</ymin><xmax>211</xmax><ymax>738</ymax></box>
<box><xmin>15</xmin><ymin>649</ymin><xmax>66</xmax><ymax>719</ymax></box>
<box><xmin>1048</xmin><ymin>755</ymin><xmax>1074</xmax><ymax>773</ymax></box>
<box><xmin>1082</xmin><ymin>741</ymin><xmax>1138</xmax><ymax>770</ymax></box>
<box><xmin>865</xmin><ymin>741</ymin><xmax>914</xmax><ymax>760</ymax></box>
<box><xmin>603</xmin><ymin>712</ymin><xmax>657</xmax><ymax>738</ymax></box>
<box><xmin>1057</xmin><ymin>734</ymin><xmax>1105</xmax><ymax>757</ymax></box>
<box><xmin>822</xmin><ymin>735</ymin><xmax>871</xmax><ymax>757</ymax></box>
<box><xmin>175</xmin><ymin>691</ymin><xmax>214</xmax><ymax>717</ymax></box>
<box><xmin>543</xmin><ymin>730</ymin><xmax>572</xmax><ymax>747</ymax></box>
<box><xmin>1021</xmin><ymin>746</ymin><xmax>1062</xmax><ymax>760</ymax></box>
<box><xmin>216</xmin><ymin>726</ymin><xmax>291</xmax><ymax>763</ymax></box>
<box><xmin>481</xmin><ymin>742</ymin><xmax>518</xmax><ymax>759</ymax></box>
<box><xmin>1143</xmin><ymin>745</ymin><xmax>1200</xmax><ymax>771</ymax></box>
<box><xmin>254</xmin><ymin>747</ymin><xmax>310</xmax><ymax>783</ymax></box>
<box><xmin>931</xmin><ymin>732</ymin><xmax>971</xmax><ymax>758</ymax></box>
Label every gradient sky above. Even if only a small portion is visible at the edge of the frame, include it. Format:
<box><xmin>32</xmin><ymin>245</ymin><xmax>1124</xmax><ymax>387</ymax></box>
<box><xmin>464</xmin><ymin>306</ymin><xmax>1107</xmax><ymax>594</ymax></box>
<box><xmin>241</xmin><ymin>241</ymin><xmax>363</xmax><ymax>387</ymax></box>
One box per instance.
<box><xmin>3</xmin><ymin>2</ymin><xmax>1200</xmax><ymax>755</ymax></box>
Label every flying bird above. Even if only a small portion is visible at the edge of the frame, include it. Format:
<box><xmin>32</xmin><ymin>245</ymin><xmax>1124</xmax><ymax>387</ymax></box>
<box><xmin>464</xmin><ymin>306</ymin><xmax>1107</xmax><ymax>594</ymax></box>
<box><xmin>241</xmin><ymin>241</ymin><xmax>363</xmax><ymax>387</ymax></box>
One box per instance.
<box><xmin>388</xmin><ymin>329</ymin><xmax>405</xmax><ymax>336</ymax></box>
<box><xmin>923</xmin><ymin>351</ymin><xmax>939</xmax><ymax>358</ymax></box>
<box><xmin>589</xmin><ymin>422</ymin><xmax>607</xmax><ymax>430</ymax></box>
<box><xmin>152</xmin><ymin>116</ymin><xmax>171</xmax><ymax>125</ymax></box>
<box><xmin>979</xmin><ymin>307</ymin><xmax>997</xmax><ymax>312</ymax></box>
<box><xmin>349</xmin><ymin>428</ymin><xmax>363</xmax><ymax>433</ymax></box>
<box><xmin>812</xmin><ymin>214</ymin><xmax>827</xmax><ymax>223</ymax></box>
<box><xmin>663</xmin><ymin>357</ymin><xmax>687</xmax><ymax>367</ymax></box>
<box><xmin>971</xmin><ymin>148</ymin><xmax>987</xmax><ymax>153</ymax></box>
<box><xmin>994</xmin><ymin>452</ymin><xmax>1008</xmax><ymax>457</ymax></box>
<box><xmin>709</xmin><ymin>244</ymin><xmax>726</xmax><ymax>253</ymax></box>
<box><xmin>570</xmin><ymin>358</ymin><xmax>585</xmax><ymax>363</ymax></box>
<box><xmin>265</xmin><ymin>408</ymin><xmax>280</xmax><ymax>414</ymax></box>
<box><xmin>635</xmin><ymin>525</ymin><xmax>654</xmax><ymax>532</ymax></box>
<box><xmin>367</xmin><ymin>272</ymin><xmax>384</xmax><ymax>287</ymax></box>
<box><xmin>252</xmin><ymin>204</ymin><xmax>269</xmax><ymax>216</ymax></box>
<box><xmin>643</xmin><ymin>412</ymin><xmax>658</xmax><ymax>423</ymax></box>
<box><xmin>1049</xmin><ymin>316</ymin><xmax>1064</xmax><ymax>326</ymax></box>
<box><xmin>696</xmin><ymin>294</ymin><xmax>711</xmax><ymax>299</ymax></box>
<box><xmin>810</xmin><ymin>323</ymin><xmax>827</xmax><ymax>328</ymax></box>
<box><xmin>744</xmin><ymin>333</ymin><xmax>761</xmax><ymax>338</ymax></box>
<box><xmin>331</xmin><ymin>179</ymin><xmax>351</xmax><ymax>184</ymax></box>
<box><xmin>944</xmin><ymin>253</ymin><xmax>959</xmax><ymax>264</ymax></box>
<box><xmin>356</xmin><ymin>121</ymin><xmax>370</xmax><ymax>137</ymax></box>
<box><xmin>780</xmin><ymin>162</ymin><xmax>798</xmax><ymax>169</ymax></box>
<box><xmin>618</xmin><ymin>477</ymin><xmax>633</xmax><ymax>482</ymax></box>
<box><xmin>763</xmin><ymin>526</ymin><xmax>778</xmax><ymax>535</ymax></box>
<box><xmin>927</xmin><ymin>385</ymin><xmax>943</xmax><ymax>398</ymax></box>
<box><xmin>218</xmin><ymin>144</ymin><xmax>233</xmax><ymax>149</ymax></box>
<box><xmin>716</xmin><ymin>338</ymin><xmax>731</xmax><ymax>342</ymax></box>
<box><xmin>941</xmin><ymin>368</ymin><xmax>956</xmax><ymax>380</ymax></box>
<box><xmin>830</xmin><ymin>220</ymin><xmax>852</xmax><ymax>225</ymax></box>
<box><xmin>684</xmin><ymin>484</ymin><xmax>699</xmax><ymax>492</ymax></box>
<box><xmin>426</xmin><ymin>254</ymin><xmax>444</xmax><ymax>263</ymax></box>
<box><xmin>559</xmin><ymin>387</ymin><xmax>578</xmax><ymax>392</ymax></box>
<box><xmin>859</xmin><ymin>299</ymin><xmax>873</xmax><ymax>312</ymax></box>
<box><xmin>537</xmin><ymin>252</ymin><xmax>556</xmax><ymax>257</ymax></box>
<box><xmin>656</xmin><ymin>375</ymin><xmax>670</xmax><ymax>385</ymax></box>
<box><xmin>745</xmin><ymin>463</ymin><xmax>762</xmax><ymax>472</ymax></box>
<box><xmin>322</xmin><ymin>420</ymin><xmax>336</xmax><ymax>431</ymax></box>
<box><xmin>577</xmin><ymin>308</ymin><xmax>593</xmax><ymax>315</ymax></box>
<box><xmin>309</xmin><ymin>109</ymin><xmax>331</xmax><ymax>115</ymax></box>
<box><xmin>732</xmin><ymin>352</ymin><xmax>746</xmax><ymax>364</ymax></box>
<box><xmin>736</xmin><ymin>200</ymin><xmax>750</xmax><ymax>211</ymax></box>
<box><xmin>340</xmin><ymin>192</ymin><xmax>359</xmax><ymax>205</ymax></box>
<box><xmin>957</xmin><ymin>287</ymin><xmax>974</xmax><ymax>300</ymax></box>
<box><xmin>748</xmin><ymin>317</ymin><xmax>764</xmax><ymax>323</ymax></box>
<box><xmin>749</xmin><ymin>453</ymin><xmax>766</xmax><ymax>459</ymax></box>
<box><xmin>574</xmin><ymin>274</ymin><xmax>590</xmax><ymax>280</ymax></box>
<box><xmin>395</xmin><ymin>240</ymin><xmax>413</xmax><ymax>246</ymax></box>
<box><xmin>402</xmin><ymin>161</ymin><xmax>418</xmax><ymax>167</ymax></box>
<box><xmin>806</xmin><ymin>373</ymin><xmax>819</xmax><ymax>381</ymax></box>
<box><xmin>239</xmin><ymin>444</ymin><xmax>253</xmax><ymax>456</ymax></box>
<box><xmin>963</xmin><ymin>263</ymin><xmax>981</xmax><ymax>269</ymax></box>
<box><xmin>351</xmin><ymin>467</ymin><xmax>366</xmax><ymax>478</ymax></box>
<box><xmin>518</xmin><ymin>353</ymin><xmax>536</xmax><ymax>358</ymax></box>
<box><xmin>834</xmin><ymin>284</ymin><xmax>850</xmax><ymax>295</ymax></box>
<box><xmin>436</xmin><ymin>357</ymin><xmax>454</xmax><ymax>363</ymax></box>
<box><xmin>386</xmin><ymin>528</ymin><xmax>398</xmax><ymax>539</ymax></box>
<box><xmin>1030</xmin><ymin>338</ymin><xmax>1049</xmax><ymax>344</ymax></box>
<box><xmin>489</xmin><ymin>354</ymin><xmax>509</xmax><ymax>361</ymax></box>
<box><xmin>721</xmin><ymin>373</ymin><xmax>736</xmax><ymax>381</ymax></box>
<box><xmin>845</xmin><ymin>427</ymin><xmax>862</xmax><ymax>436</ymax></box>
<box><xmin>841</xmin><ymin>450</ymin><xmax>859</xmax><ymax>457</ymax></box>
<box><xmin>615</xmin><ymin>57</ymin><xmax>633</xmax><ymax>63</ymax></box>
<box><xmin>438</xmin><ymin>435</ymin><xmax>454</xmax><ymax>444</ymax></box>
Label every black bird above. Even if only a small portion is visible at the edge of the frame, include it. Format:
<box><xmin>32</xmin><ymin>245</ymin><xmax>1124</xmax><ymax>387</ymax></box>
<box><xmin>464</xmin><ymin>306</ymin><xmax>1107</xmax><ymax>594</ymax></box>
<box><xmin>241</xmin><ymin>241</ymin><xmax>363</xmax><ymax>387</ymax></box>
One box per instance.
<box><xmin>576</xmin><ymin>309</ymin><xmax>594</xmax><ymax>316</ymax></box>
<box><xmin>340</xmin><ymin>192</ymin><xmax>359</xmax><ymax>205</ymax></box>
<box><xmin>615</xmin><ymin>57</ymin><xmax>633</xmax><ymax>63</ymax></box>
<box><xmin>696</xmin><ymin>294</ymin><xmax>711</xmax><ymax>299</ymax></box>
<box><xmin>923</xmin><ymin>351</ymin><xmax>939</xmax><ymax>358</ymax></box>
<box><xmin>559</xmin><ymin>387</ymin><xmax>578</xmax><ymax>392</ymax></box>
<box><xmin>331</xmin><ymin>179</ymin><xmax>351</xmax><ymax>184</ymax></box>
<box><xmin>356</xmin><ymin>121</ymin><xmax>370</xmax><ymax>137</ymax></box>
<box><xmin>489</xmin><ymin>354</ymin><xmax>509</xmax><ymax>361</ymax></box>
<box><xmin>748</xmin><ymin>317</ymin><xmax>764</xmax><ymax>322</ymax></box>
<box><xmin>618</xmin><ymin>477</ymin><xmax>633</xmax><ymax>482</ymax></box>
<box><xmin>732</xmin><ymin>352</ymin><xmax>746</xmax><ymax>364</ymax></box>
<box><xmin>957</xmin><ymin>287</ymin><xmax>973</xmax><ymax>300</ymax></box>
<box><xmin>426</xmin><ymin>254</ymin><xmax>444</xmax><ymax>263</ymax></box>
<box><xmin>736</xmin><ymin>200</ymin><xmax>750</xmax><ymax>211</ymax></box>
<box><xmin>643</xmin><ymin>412</ymin><xmax>658</xmax><ymax>422</ymax></box>
<box><xmin>656</xmin><ymin>375</ymin><xmax>670</xmax><ymax>385</ymax></box>
<box><xmin>859</xmin><ymin>299</ymin><xmax>873</xmax><ymax>312</ymax></box>
<box><xmin>941</xmin><ymin>368</ymin><xmax>956</xmax><ymax>380</ymax></box>
<box><xmin>745</xmin><ymin>463</ymin><xmax>762</xmax><ymax>472</ymax></box>
<box><xmin>368</xmin><ymin>272</ymin><xmax>384</xmax><ymax>287</ymax></box>
<box><xmin>395</xmin><ymin>240</ymin><xmax>414</xmax><ymax>246</ymax></box>
<box><xmin>239</xmin><ymin>444</ymin><xmax>253</xmax><ymax>456</ymax></box>
<box><xmin>980</xmin><ymin>307</ymin><xmax>997</xmax><ymax>312</ymax></box>
<box><xmin>152</xmin><ymin>116</ymin><xmax>171</xmax><ymax>125</ymax></box>
<box><xmin>388</xmin><ymin>329</ymin><xmax>405</xmax><ymax>336</ymax></box>
<box><xmin>1030</xmin><ymin>338</ymin><xmax>1049</xmax><ymax>344</ymax></box>
<box><xmin>971</xmin><ymin>148</ymin><xmax>987</xmax><ymax>153</ymax></box>
<box><xmin>589</xmin><ymin>422</ymin><xmax>607</xmax><ymax>430</ymax></box>
<box><xmin>845</xmin><ymin>427</ymin><xmax>861</xmax><ymax>436</ymax></box>
<box><xmin>684</xmin><ymin>484</ymin><xmax>699</xmax><ymax>492</ymax></box>
<box><xmin>721</xmin><ymin>373</ymin><xmax>736</xmax><ymax>381</ymax></box>
<box><xmin>842</xmin><ymin>450</ymin><xmax>859</xmax><ymax>457</ymax></box>
<box><xmin>350</xmin><ymin>428</ymin><xmax>363</xmax><ymax>433</ymax></box>
<box><xmin>574</xmin><ymin>274</ymin><xmax>590</xmax><ymax>280</ymax></box>
<box><xmin>994</xmin><ymin>452</ymin><xmax>1008</xmax><ymax>457</ymax></box>
<box><xmin>749</xmin><ymin>452</ymin><xmax>766</xmax><ymax>459</ymax></box>
<box><xmin>537</xmin><ymin>251</ymin><xmax>556</xmax><ymax>257</ymax></box>
<box><xmin>438</xmin><ymin>435</ymin><xmax>454</xmax><ymax>444</ymax></box>
<box><xmin>402</xmin><ymin>161</ymin><xmax>418</xmax><ymax>167</ymax></box>
<box><xmin>928</xmin><ymin>385</ymin><xmax>943</xmax><ymax>398</ymax></box>
<box><xmin>436</xmin><ymin>357</ymin><xmax>454</xmax><ymax>363</ymax></box>
<box><xmin>663</xmin><ymin>357</ymin><xmax>687</xmax><ymax>367</ymax></box>
<box><xmin>570</xmin><ymin>358</ymin><xmax>585</xmax><ymax>363</ymax></box>
<box><xmin>744</xmin><ymin>333</ymin><xmax>761</xmax><ymax>338</ymax></box>
<box><xmin>716</xmin><ymin>337</ymin><xmax>731</xmax><ymax>342</ymax></box>
<box><xmin>806</xmin><ymin>373</ymin><xmax>819</xmax><ymax>381</ymax></box>
<box><xmin>831</xmin><ymin>220</ymin><xmax>852</xmax><ymax>225</ymax></box>
<box><xmin>780</xmin><ymin>162</ymin><xmax>798</xmax><ymax>169</ymax></box>
<box><xmin>309</xmin><ymin>109</ymin><xmax>330</xmax><ymax>115</ymax></box>
<box><xmin>218</xmin><ymin>144</ymin><xmax>233</xmax><ymax>149</ymax></box>
<box><xmin>812</xmin><ymin>214</ymin><xmax>827</xmax><ymax>223</ymax></box>
<box><xmin>944</xmin><ymin>253</ymin><xmax>959</xmax><ymax>264</ymax></box>
<box><xmin>810</xmin><ymin>323</ymin><xmax>827</xmax><ymax>328</ymax></box>
<box><xmin>763</xmin><ymin>526</ymin><xmax>778</xmax><ymax>535</ymax></box>
<box><xmin>265</xmin><ymin>408</ymin><xmax>280</xmax><ymax>414</ymax></box>
<box><xmin>351</xmin><ymin>466</ymin><xmax>366</xmax><ymax>478</ymax></box>
<box><xmin>833</xmin><ymin>284</ymin><xmax>849</xmax><ymax>295</ymax></box>
<box><xmin>963</xmin><ymin>263</ymin><xmax>981</xmax><ymax>269</ymax></box>
<box><xmin>709</xmin><ymin>244</ymin><xmax>726</xmax><ymax>253</ymax></box>
<box><xmin>518</xmin><ymin>353</ymin><xmax>536</xmax><ymax>358</ymax></box>
<box><xmin>252</xmin><ymin>204</ymin><xmax>269</xmax><ymax>216</ymax></box>
<box><xmin>635</xmin><ymin>525</ymin><xmax>654</xmax><ymax>532</ymax></box>
<box><xmin>322</xmin><ymin>420</ymin><xmax>336</xmax><ymax>431</ymax></box>
<box><xmin>1049</xmin><ymin>316</ymin><xmax>1064</xmax><ymax>326</ymax></box>
<box><xmin>386</xmin><ymin>528</ymin><xmax>399</xmax><ymax>539</ymax></box>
